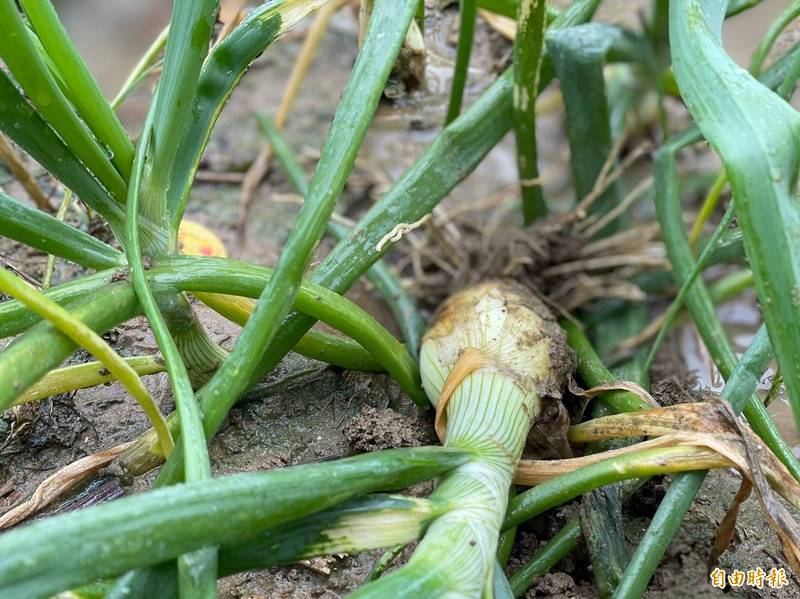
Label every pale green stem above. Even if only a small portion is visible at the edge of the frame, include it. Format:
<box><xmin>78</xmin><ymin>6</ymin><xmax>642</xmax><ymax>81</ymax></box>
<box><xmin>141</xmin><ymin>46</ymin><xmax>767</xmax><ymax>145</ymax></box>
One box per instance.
<box><xmin>353</xmin><ymin>371</ymin><xmax>538</xmax><ymax>597</ymax></box>
<box><xmin>42</xmin><ymin>189</ymin><xmax>73</xmax><ymax>289</ymax></box>
<box><xmin>13</xmin><ymin>356</ymin><xmax>165</xmax><ymax>406</ymax></box>
<box><xmin>112</xmin><ymin>26</ymin><xmax>169</xmax><ymax>111</ymax></box>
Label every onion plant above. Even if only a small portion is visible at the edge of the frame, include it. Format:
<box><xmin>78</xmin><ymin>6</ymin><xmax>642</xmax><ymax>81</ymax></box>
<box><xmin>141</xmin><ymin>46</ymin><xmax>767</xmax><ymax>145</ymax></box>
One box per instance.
<box><xmin>4</xmin><ymin>0</ymin><xmax>800</xmax><ymax>597</ymax></box>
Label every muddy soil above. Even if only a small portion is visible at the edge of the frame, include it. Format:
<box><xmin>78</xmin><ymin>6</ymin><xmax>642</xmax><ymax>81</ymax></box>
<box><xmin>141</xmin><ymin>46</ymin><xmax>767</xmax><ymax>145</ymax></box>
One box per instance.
<box><xmin>1</xmin><ymin>3</ymin><xmax>799</xmax><ymax>598</ymax></box>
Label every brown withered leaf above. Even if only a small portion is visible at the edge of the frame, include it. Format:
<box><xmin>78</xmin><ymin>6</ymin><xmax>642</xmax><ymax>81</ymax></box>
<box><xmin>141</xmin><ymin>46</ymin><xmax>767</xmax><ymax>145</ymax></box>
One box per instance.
<box><xmin>708</xmin><ymin>478</ymin><xmax>752</xmax><ymax>569</ymax></box>
<box><xmin>515</xmin><ymin>401</ymin><xmax>800</xmax><ymax>576</ymax></box>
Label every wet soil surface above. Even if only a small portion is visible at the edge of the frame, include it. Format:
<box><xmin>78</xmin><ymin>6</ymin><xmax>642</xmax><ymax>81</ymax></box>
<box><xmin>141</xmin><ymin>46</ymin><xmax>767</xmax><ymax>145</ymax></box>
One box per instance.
<box><xmin>2</xmin><ymin>3</ymin><xmax>799</xmax><ymax>598</ymax></box>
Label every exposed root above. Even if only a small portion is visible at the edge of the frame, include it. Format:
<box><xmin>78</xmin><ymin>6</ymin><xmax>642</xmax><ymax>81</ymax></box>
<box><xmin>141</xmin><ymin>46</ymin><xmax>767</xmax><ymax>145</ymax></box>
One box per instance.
<box><xmin>395</xmin><ymin>198</ymin><xmax>666</xmax><ymax>312</ymax></box>
<box><xmin>0</xmin><ymin>133</ymin><xmax>52</xmax><ymax>211</ymax></box>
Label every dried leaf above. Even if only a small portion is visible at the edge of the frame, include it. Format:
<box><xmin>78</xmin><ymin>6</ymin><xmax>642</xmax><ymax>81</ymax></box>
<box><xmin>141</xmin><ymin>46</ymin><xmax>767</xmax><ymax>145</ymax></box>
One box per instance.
<box><xmin>0</xmin><ymin>442</ymin><xmax>131</xmax><ymax>529</ymax></box>
<box><xmin>708</xmin><ymin>478</ymin><xmax>752</xmax><ymax>569</ymax></box>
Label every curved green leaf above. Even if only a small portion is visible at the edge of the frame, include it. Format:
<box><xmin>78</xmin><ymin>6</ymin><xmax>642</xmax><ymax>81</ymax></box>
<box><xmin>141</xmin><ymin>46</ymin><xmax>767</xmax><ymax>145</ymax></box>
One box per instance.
<box><xmin>670</xmin><ymin>0</ymin><xmax>800</xmax><ymax>431</ymax></box>
<box><xmin>0</xmin><ymin>71</ymin><xmax>125</xmax><ymax>234</ymax></box>
<box><xmin>546</xmin><ymin>23</ymin><xmax>643</xmax><ymax>229</ymax></box>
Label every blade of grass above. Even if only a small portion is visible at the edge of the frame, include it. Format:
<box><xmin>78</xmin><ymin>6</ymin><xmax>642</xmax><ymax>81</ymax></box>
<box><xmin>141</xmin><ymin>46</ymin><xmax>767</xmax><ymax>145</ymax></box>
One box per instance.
<box><xmin>478</xmin><ymin>0</ymin><xmax>561</xmax><ymax>21</ymax></box>
<box><xmin>259</xmin><ymin>113</ymin><xmax>426</xmax><ymax>358</ymax></box>
<box><xmin>13</xmin><ymin>356</ymin><xmax>165</xmax><ymax>406</ymax></box>
<box><xmin>126</xmin><ymin>96</ymin><xmax>216</xmax><ymax>596</ymax></box>
<box><xmin>614</xmin><ymin>324</ymin><xmax>774</xmax><ymax>598</ymax></box>
<box><xmin>509</xmin><ymin>518</ymin><xmax>582</xmax><ymax>597</ymax></box>
<box><xmin>749</xmin><ymin>0</ymin><xmax>800</xmax><ymax>76</ymax></box>
<box><xmin>0</xmin><ymin>447</ymin><xmax>468</xmax><ymax>598</ymax></box>
<box><xmin>367</xmin><ymin>545</ymin><xmax>406</xmax><ymax>582</ymax></box>
<box><xmin>445</xmin><ymin>0</ymin><xmax>478</xmax><ymax>124</ymax></box>
<box><xmin>579</xmin><ymin>473</ymin><xmax>629</xmax><ymax>597</ymax></box>
<box><xmin>643</xmin><ymin>202</ymin><xmax>737</xmax><ymax>372</ymax></box>
<box><xmin>688</xmin><ymin>168</ymin><xmax>726</xmax><ymax>246</ymax></box>
<box><xmin>0</xmin><ymin>268</ymin><xmax>172</xmax><ymax>455</ymax></box>
<box><xmin>513</xmin><ymin>0</ymin><xmax>548</xmax><ymax>223</ymax></box>
<box><xmin>778</xmin><ymin>43</ymin><xmax>800</xmax><ymax>99</ymax></box>
<box><xmin>168</xmin><ymin>0</ymin><xmax>328</xmax><ymax>228</ymax></box>
<box><xmin>20</xmin><ymin>0</ymin><xmax>134</xmax><ymax>178</ymax></box>
<box><xmin>728</xmin><ymin>0</ymin><xmax>764</xmax><ymax>15</ymax></box>
<box><xmin>0</xmin><ymin>190</ymin><xmax>123</xmax><ymax>270</ymax></box>
<box><xmin>653</xmin><ymin>126</ymin><xmax>800</xmax><ymax>479</ymax></box>
<box><xmin>0</xmin><ymin>0</ymin><xmax>127</xmax><ymax>202</ymax></box>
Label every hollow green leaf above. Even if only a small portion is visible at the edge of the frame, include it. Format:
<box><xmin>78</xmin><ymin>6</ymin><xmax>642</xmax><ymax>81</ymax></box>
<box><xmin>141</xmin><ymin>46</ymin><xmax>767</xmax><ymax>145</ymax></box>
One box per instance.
<box><xmin>653</xmin><ymin>129</ymin><xmax>800</xmax><ymax>479</ymax></box>
<box><xmin>143</xmin><ymin>0</ymin><xmax>218</xmax><ymax>228</ymax></box>
<box><xmin>150</xmin><ymin>0</ymin><xmax>601</xmax><ymax>489</ymax></box>
<box><xmin>514</xmin><ymin>0</ymin><xmax>548</xmax><ymax>223</ymax></box>
<box><xmin>0</xmin><ymin>191</ymin><xmax>122</xmax><ymax>270</ymax></box>
<box><xmin>614</xmin><ymin>325</ymin><xmax>774</xmax><ymax>598</ymax></box>
<box><xmin>546</xmin><ymin>23</ymin><xmax>643</xmax><ymax>228</ymax></box>
<box><xmin>126</xmin><ymin>97</ymin><xmax>215</xmax><ymax>592</ymax></box>
<box><xmin>0</xmin><ymin>70</ymin><xmax>125</xmax><ymax>235</ymax></box>
<box><xmin>151</xmin><ymin>255</ymin><xmax>425</xmax><ymax>406</ymax></box>
<box><xmin>0</xmin><ymin>447</ymin><xmax>467</xmax><ymax>598</ymax></box>
<box><xmin>190</xmin><ymin>0</ymin><xmax>418</xmax><ymax>455</ymax></box>
<box><xmin>0</xmin><ymin>283</ymin><xmax>139</xmax><ymax>411</ymax></box>
<box><xmin>445</xmin><ymin>0</ymin><xmax>478</xmax><ymax>124</ymax></box>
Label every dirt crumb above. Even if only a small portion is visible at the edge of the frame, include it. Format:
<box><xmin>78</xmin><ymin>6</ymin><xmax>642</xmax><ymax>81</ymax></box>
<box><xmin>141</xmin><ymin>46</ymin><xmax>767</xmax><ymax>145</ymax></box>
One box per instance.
<box><xmin>526</xmin><ymin>572</ymin><xmax>577</xmax><ymax>598</ymax></box>
<box><xmin>651</xmin><ymin>377</ymin><xmax>705</xmax><ymax>407</ymax></box>
<box><xmin>342</xmin><ymin>407</ymin><xmax>430</xmax><ymax>453</ymax></box>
